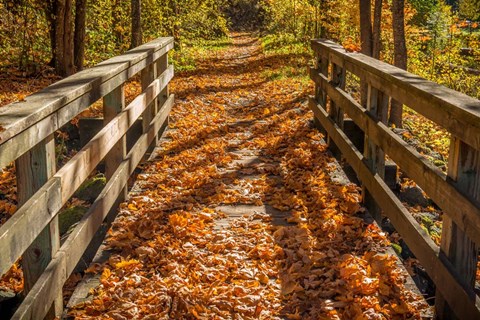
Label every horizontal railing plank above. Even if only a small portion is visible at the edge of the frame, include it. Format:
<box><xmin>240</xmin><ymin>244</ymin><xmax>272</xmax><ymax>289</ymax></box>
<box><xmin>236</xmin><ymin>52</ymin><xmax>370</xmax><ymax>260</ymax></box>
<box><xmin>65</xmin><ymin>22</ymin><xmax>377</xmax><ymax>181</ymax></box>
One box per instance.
<box><xmin>12</xmin><ymin>95</ymin><xmax>174</xmax><ymax>320</ymax></box>
<box><xmin>0</xmin><ymin>66</ymin><xmax>172</xmax><ymax>277</ymax></box>
<box><xmin>309</xmin><ymin>97</ymin><xmax>480</xmax><ymax>320</ymax></box>
<box><xmin>311</xmin><ymin>39</ymin><xmax>480</xmax><ymax>150</ymax></box>
<box><xmin>63</xmin><ymin>95</ymin><xmax>173</xmax><ymax>275</ymax></box>
<box><xmin>0</xmin><ymin>37</ymin><xmax>174</xmax><ymax>169</ymax></box>
<box><xmin>310</xmin><ymin>68</ymin><xmax>480</xmax><ymax>245</ymax></box>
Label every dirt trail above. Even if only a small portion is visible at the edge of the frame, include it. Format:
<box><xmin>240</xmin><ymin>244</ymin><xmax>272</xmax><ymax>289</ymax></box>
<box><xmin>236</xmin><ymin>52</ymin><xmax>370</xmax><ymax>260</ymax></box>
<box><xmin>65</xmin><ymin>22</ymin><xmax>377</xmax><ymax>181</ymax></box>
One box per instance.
<box><xmin>67</xmin><ymin>33</ymin><xmax>429</xmax><ymax>319</ymax></box>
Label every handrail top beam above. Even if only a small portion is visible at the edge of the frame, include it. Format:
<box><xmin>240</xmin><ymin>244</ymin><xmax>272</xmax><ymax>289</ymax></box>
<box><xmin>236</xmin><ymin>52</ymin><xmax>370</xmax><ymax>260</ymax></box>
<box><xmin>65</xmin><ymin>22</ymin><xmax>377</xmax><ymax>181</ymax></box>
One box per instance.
<box><xmin>0</xmin><ymin>36</ymin><xmax>173</xmax><ymax>145</ymax></box>
<box><xmin>311</xmin><ymin>38</ymin><xmax>480</xmax><ymax>150</ymax></box>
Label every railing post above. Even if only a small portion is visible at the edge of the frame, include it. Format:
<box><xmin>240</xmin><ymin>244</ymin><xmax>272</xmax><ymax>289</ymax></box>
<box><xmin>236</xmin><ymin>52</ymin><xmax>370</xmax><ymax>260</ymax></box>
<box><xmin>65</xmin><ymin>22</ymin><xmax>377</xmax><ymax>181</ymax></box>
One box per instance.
<box><xmin>362</xmin><ymin>84</ymin><xmax>389</xmax><ymax>222</ymax></box>
<box><xmin>16</xmin><ymin>134</ymin><xmax>61</xmax><ymax>319</ymax></box>
<box><xmin>330</xmin><ymin>62</ymin><xmax>346</xmax><ymax>127</ymax></box>
<box><xmin>141</xmin><ymin>62</ymin><xmax>157</xmax><ymax>153</ymax></box>
<box><xmin>156</xmin><ymin>53</ymin><xmax>170</xmax><ymax>138</ymax></box>
<box><xmin>104</xmin><ymin>84</ymin><xmax>127</xmax><ymax>198</ymax></box>
<box><xmin>436</xmin><ymin>137</ymin><xmax>478</xmax><ymax>319</ymax></box>
<box><xmin>328</xmin><ymin>61</ymin><xmax>346</xmax><ymax>157</ymax></box>
<box><xmin>313</xmin><ymin>48</ymin><xmax>328</xmax><ymax>135</ymax></box>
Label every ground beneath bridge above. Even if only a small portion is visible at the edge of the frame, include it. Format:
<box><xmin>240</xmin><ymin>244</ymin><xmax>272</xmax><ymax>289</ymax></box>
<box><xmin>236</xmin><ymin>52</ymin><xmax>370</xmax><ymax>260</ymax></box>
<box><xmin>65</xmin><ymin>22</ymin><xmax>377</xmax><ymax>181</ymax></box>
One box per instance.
<box><xmin>67</xmin><ymin>33</ymin><xmax>429</xmax><ymax>319</ymax></box>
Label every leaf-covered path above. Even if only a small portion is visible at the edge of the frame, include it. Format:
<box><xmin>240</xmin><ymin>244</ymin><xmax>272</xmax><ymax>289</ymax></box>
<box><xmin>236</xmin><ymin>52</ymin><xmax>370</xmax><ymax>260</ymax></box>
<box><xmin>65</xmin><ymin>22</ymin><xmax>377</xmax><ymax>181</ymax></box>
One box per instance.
<box><xmin>68</xmin><ymin>34</ymin><xmax>429</xmax><ymax>319</ymax></box>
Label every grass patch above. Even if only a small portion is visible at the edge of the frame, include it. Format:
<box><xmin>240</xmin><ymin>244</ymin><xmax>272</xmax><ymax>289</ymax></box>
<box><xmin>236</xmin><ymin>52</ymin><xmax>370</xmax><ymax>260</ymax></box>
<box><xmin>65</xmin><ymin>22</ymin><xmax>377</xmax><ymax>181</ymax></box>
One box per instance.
<box><xmin>262</xmin><ymin>65</ymin><xmax>309</xmax><ymax>82</ymax></box>
<box><xmin>170</xmin><ymin>37</ymin><xmax>232</xmax><ymax>72</ymax></box>
<box><xmin>261</xmin><ymin>33</ymin><xmax>311</xmax><ymax>56</ymax></box>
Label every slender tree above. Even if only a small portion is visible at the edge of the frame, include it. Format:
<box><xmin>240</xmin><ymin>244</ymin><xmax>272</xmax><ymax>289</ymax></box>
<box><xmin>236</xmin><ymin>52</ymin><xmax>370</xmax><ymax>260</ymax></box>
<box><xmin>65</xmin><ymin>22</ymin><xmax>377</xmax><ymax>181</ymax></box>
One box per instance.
<box><xmin>45</xmin><ymin>0</ymin><xmax>74</xmax><ymax>76</ymax></box>
<box><xmin>359</xmin><ymin>0</ymin><xmax>373</xmax><ymax>57</ymax></box>
<box><xmin>359</xmin><ymin>0</ymin><xmax>373</xmax><ymax>108</ymax></box>
<box><xmin>390</xmin><ymin>0</ymin><xmax>407</xmax><ymax>127</ymax></box>
<box><xmin>74</xmin><ymin>0</ymin><xmax>87</xmax><ymax>71</ymax></box>
<box><xmin>372</xmin><ymin>0</ymin><xmax>383</xmax><ymax>59</ymax></box>
<box><xmin>130</xmin><ymin>0</ymin><xmax>142</xmax><ymax>49</ymax></box>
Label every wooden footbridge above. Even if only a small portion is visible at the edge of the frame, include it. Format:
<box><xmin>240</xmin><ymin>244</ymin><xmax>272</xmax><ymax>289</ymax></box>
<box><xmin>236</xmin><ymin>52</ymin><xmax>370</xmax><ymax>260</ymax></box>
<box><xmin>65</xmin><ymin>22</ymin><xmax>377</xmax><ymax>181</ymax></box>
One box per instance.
<box><xmin>0</xmin><ymin>36</ymin><xmax>479</xmax><ymax>319</ymax></box>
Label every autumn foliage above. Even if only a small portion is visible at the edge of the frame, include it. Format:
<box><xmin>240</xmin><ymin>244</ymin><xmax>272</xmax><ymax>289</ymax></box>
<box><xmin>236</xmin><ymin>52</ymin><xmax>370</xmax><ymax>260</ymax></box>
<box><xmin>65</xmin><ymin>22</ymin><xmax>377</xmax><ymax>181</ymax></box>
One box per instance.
<box><xmin>67</xmin><ymin>34</ymin><xmax>429</xmax><ymax>319</ymax></box>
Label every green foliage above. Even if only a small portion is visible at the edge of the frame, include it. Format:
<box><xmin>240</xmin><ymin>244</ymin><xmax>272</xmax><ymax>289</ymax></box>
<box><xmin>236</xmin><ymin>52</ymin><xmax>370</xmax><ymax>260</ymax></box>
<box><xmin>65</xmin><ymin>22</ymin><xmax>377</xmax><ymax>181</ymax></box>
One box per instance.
<box><xmin>261</xmin><ymin>33</ymin><xmax>308</xmax><ymax>55</ymax></box>
<box><xmin>0</xmin><ymin>1</ymin><xmax>51</xmax><ymax>71</ymax></box>
<box><xmin>409</xmin><ymin>0</ymin><xmax>437</xmax><ymax>26</ymax></box>
<box><xmin>459</xmin><ymin>0</ymin><xmax>480</xmax><ymax>20</ymax></box>
<box><xmin>0</xmin><ymin>0</ymin><xmax>229</xmax><ymax>71</ymax></box>
<box><xmin>407</xmin><ymin>1</ymin><xmax>480</xmax><ymax>100</ymax></box>
<box><xmin>170</xmin><ymin>36</ymin><xmax>232</xmax><ymax>71</ymax></box>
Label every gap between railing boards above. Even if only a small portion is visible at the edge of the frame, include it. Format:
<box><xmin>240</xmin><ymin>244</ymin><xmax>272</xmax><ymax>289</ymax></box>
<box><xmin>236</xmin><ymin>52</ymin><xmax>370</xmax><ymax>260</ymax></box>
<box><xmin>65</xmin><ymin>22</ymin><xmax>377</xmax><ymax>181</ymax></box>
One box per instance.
<box><xmin>0</xmin><ymin>36</ymin><xmax>174</xmax><ymax>320</ymax></box>
<box><xmin>309</xmin><ymin>38</ymin><xmax>480</xmax><ymax>320</ymax></box>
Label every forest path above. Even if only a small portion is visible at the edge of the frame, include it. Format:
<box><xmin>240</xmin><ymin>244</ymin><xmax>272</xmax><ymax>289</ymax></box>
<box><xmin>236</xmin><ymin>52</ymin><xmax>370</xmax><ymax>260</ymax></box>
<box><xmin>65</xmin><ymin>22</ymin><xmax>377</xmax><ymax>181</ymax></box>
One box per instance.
<box><xmin>67</xmin><ymin>33</ymin><xmax>429</xmax><ymax>319</ymax></box>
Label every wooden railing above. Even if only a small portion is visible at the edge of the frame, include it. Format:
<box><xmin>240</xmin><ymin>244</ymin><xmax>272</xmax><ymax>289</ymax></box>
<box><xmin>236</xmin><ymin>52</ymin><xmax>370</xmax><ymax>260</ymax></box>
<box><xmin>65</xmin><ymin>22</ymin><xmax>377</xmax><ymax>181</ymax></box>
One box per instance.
<box><xmin>0</xmin><ymin>37</ymin><xmax>174</xmax><ymax>319</ymax></box>
<box><xmin>309</xmin><ymin>39</ymin><xmax>480</xmax><ymax>319</ymax></box>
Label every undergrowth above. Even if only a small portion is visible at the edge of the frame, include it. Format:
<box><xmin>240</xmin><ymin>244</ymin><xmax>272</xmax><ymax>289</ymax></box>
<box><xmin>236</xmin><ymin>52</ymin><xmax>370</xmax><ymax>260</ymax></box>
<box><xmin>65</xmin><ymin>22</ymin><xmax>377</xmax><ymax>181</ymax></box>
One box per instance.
<box><xmin>170</xmin><ymin>37</ymin><xmax>232</xmax><ymax>72</ymax></box>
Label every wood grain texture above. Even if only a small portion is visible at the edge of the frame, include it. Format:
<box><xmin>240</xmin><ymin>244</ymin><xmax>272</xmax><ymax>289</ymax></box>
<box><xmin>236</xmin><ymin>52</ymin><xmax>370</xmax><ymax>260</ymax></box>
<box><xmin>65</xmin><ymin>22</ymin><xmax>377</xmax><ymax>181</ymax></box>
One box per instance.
<box><xmin>12</xmin><ymin>95</ymin><xmax>174</xmax><ymax>320</ymax></box>
<box><xmin>0</xmin><ymin>37</ymin><xmax>174</xmax><ymax>169</ymax></box>
<box><xmin>311</xmin><ymin>39</ymin><xmax>480</xmax><ymax>150</ymax></box>
<box><xmin>15</xmin><ymin>134</ymin><xmax>62</xmax><ymax>318</ymax></box>
<box><xmin>103</xmin><ymin>84</ymin><xmax>127</xmax><ymax>203</ymax></box>
<box><xmin>310</xmin><ymin>69</ymin><xmax>480</xmax><ymax>245</ymax></box>
<box><xmin>0</xmin><ymin>66</ymin><xmax>172</xmax><ymax>278</ymax></box>
<box><xmin>309</xmin><ymin>97</ymin><xmax>480</xmax><ymax>319</ymax></box>
<box><xmin>437</xmin><ymin>137</ymin><xmax>479</xmax><ymax>318</ymax></box>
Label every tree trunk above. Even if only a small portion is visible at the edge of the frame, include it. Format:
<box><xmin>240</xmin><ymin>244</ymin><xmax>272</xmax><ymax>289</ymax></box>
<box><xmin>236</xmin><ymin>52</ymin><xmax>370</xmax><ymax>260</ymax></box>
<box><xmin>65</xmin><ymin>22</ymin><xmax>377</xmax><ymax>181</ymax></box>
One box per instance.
<box><xmin>63</xmin><ymin>0</ymin><xmax>74</xmax><ymax>75</ymax></box>
<box><xmin>74</xmin><ymin>0</ymin><xmax>87</xmax><ymax>71</ymax></box>
<box><xmin>372</xmin><ymin>0</ymin><xmax>382</xmax><ymax>59</ymax></box>
<box><xmin>53</xmin><ymin>0</ymin><xmax>74</xmax><ymax>77</ymax></box>
<box><xmin>390</xmin><ymin>0</ymin><xmax>407</xmax><ymax>127</ymax></box>
<box><xmin>359</xmin><ymin>0</ymin><xmax>373</xmax><ymax>57</ymax></box>
<box><xmin>54</xmin><ymin>0</ymin><xmax>66</xmax><ymax>75</ymax></box>
<box><xmin>45</xmin><ymin>0</ymin><xmax>57</xmax><ymax>67</ymax></box>
<box><xmin>130</xmin><ymin>0</ymin><xmax>142</xmax><ymax>49</ymax></box>
<box><xmin>359</xmin><ymin>0</ymin><xmax>373</xmax><ymax>108</ymax></box>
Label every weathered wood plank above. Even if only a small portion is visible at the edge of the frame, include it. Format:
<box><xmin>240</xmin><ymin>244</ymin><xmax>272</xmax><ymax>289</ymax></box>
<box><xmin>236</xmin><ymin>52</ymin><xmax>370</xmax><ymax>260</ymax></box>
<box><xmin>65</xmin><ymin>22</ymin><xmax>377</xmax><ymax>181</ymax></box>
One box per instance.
<box><xmin>311</xmin><ymin>39</ymin><xmax>480</xmax><ymax>150</ymax></box>
<box><xmin>0</xmin><ymin>67</ymin><xmax>172</xmax><ymax>278</ymax></box>
<box><xmin>11</xmin><ymin>252</ymin><xmax>67</xmax><ymax>320</ymax></box>
<box><xmin>64</xmin><ymin>94</ymin><xmax>173</xmax><ymax>275</ymax></box>
<box><xmin>362</xmin><ymin>84</ymin><xmax>390</xmax><ymax>222</ymax></box>
<box><xmin>56</xmin><ymin>66</ymin><xmax>172</xmax><ymax>203</ymax></box>
<box><xmin>15</xmin><ymin>134</ymin><xmax>61</xmax><ymax>318</ymax></box>
<box><xmin>12</xmin><ymin>95</ymin><xmax>174</xmax><ymax>320</ymax></box>
<box><xmin>436</xmin><ymin>137</ymin><xmax>479</xmax><ymax>318</ymax></box>
<box><xmin>156</xmin><ymin>54</ymin><xmax>169</xmax><ymax>139</ymax></box>
<box><xmin>313</xmin><ymin>50</ymin><xmax>329</xmax><ymax>134</ymax></box>
<box><xmin>309</xmin><ymin>97</ymin><xmax>480</xmax><ymax>319</ymax></box>
<box><xmin>141</xmin><ymin>61</ymin><xmax>157</xmax><ymax>154</ymax></box>
<box><xmin>0</xmin><ymin>38</ymin><xmax>174</xmax><ymax>169</ymax></box>
<box><xmin>0</xmin><ymin>178</ymin><xmax>62</xmax><ymax>277</ymax></box>
<box><xmin>310</xmin><ymin>69</ymin><xmax>480</xmax><ymax>245</ymax></box>
<box><xmin>103</xmin><ymin>84</ymin><xmax>127</xmax><ymax>195</ymax></box>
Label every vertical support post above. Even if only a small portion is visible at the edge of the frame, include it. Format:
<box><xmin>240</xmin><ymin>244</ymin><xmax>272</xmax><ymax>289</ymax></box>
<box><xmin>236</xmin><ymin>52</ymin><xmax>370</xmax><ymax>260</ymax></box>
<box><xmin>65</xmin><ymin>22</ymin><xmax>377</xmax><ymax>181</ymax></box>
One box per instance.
<box><xmin>436</xmin><ymin>137</ymin><xmax>478</xmax><ymax>319</ymax></box>
<box><xmin>104</xmin><ymin>84</ymin><xmax>127</xmax><ymax>194</ymax></box>
<box><xmin>103</xmin><ymin>84</ymin><xmax>127</xmax><ymax>208</ymax></box>
<box><xmin>362</xmin><ymin>84</ymin><xmax>389</xmax><ymax>222</ymax></box>
<box><xmin>77</xmin><ymin>85</ymin><xmax>128</xmax><ymax>271</ymax></box>
<box><xmin>156</xmin><ymin>53</ymin><xmax>169</xmax><ymax>138</ymax></box>
<box><xmin>330</xmin><ymin>62</ymin><xmax>346</xmax><ymax>127</ymax></box>
<box><xmin>328</xmin><ymin>61</ymin><xmax>346</xmax><ymax>157</ymax></box>
<box><xmin>313</xmin><ymin>49</ymin><xmax>329</xmax><ymax>135</ymax></box>
<box><xmin>16</xmin><ymin>134</ymin><xmax>61</xmax><ymax>319</ymax></box>
<box><xmin>141</xmin><ymin>62</ymin><xmax>157</xmax><ymax>154</ymax></box>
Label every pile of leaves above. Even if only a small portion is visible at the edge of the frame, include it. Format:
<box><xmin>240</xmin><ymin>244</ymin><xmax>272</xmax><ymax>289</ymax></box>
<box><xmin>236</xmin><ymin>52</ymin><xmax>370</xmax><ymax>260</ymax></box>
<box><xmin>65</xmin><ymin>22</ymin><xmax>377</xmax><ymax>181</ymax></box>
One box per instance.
<box><xmin>68</xmin><ymin>33</ymin><xmax>429</xmax><ymax>319</ymax></box>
